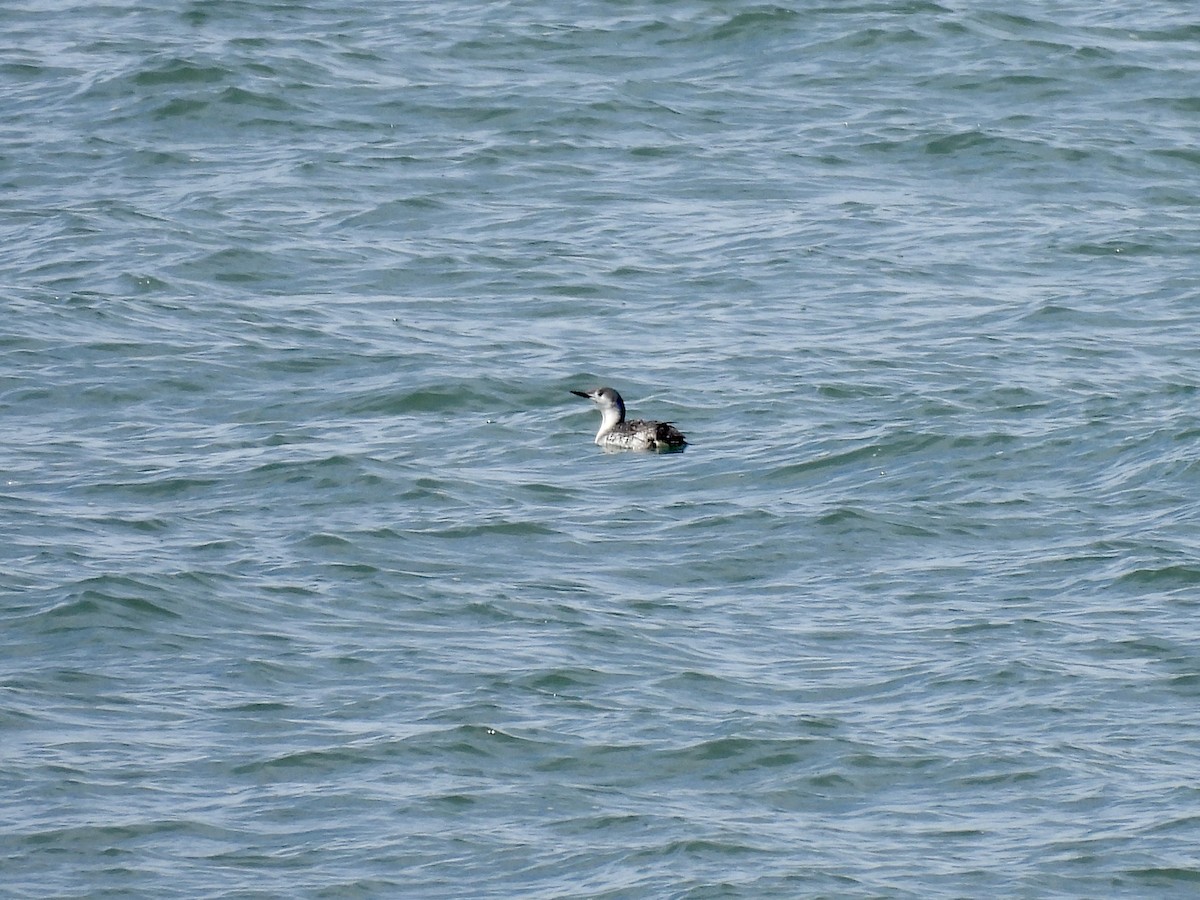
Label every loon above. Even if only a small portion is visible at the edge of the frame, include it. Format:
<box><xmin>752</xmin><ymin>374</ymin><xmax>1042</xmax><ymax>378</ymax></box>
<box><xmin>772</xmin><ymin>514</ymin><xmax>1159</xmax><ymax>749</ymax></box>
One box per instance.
<box><xmin>570</xmin><ymin>386</ymin><xmax>687</xmax><ymax>452</ymax></box>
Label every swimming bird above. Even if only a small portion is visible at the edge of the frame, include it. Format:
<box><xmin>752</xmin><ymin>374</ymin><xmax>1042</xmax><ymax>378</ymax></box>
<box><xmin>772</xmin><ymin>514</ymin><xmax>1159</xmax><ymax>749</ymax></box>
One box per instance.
<box><xmin>570</xmin><ymin>386</ymin><xmax>687</xmax><ymax>452</ymax></box>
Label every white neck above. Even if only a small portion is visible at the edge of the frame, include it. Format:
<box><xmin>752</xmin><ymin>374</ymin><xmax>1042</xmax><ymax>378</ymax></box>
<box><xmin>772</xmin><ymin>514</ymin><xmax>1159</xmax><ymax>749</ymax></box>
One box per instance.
<box><xmin>595</xmin><ymin>406</ymin><xmax>623</xmax><ymax>443</ymax></box>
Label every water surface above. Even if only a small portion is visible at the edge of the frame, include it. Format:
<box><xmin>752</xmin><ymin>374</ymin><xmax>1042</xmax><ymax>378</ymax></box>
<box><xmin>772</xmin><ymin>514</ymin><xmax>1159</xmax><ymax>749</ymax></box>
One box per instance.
<box><xmin>4</xmin><ymin>1</ymin><xmax>1200</xmax><ymax>896</ymax></box>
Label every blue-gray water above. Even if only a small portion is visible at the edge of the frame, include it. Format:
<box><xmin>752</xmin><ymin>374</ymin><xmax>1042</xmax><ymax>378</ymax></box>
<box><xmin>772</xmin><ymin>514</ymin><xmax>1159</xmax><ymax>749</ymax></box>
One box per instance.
<box><xmin>4</xmin><ymin>1</ymin><xmax>1200</xmax><ymax>896</ymax></box>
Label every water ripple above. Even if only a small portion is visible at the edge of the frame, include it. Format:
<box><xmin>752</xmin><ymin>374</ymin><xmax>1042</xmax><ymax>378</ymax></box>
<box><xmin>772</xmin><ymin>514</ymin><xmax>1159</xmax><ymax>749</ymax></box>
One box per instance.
<box><xmin>4</xmin><ymin>0</ymin><xmax>1200</xmax><ymax>896</ymax></box>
